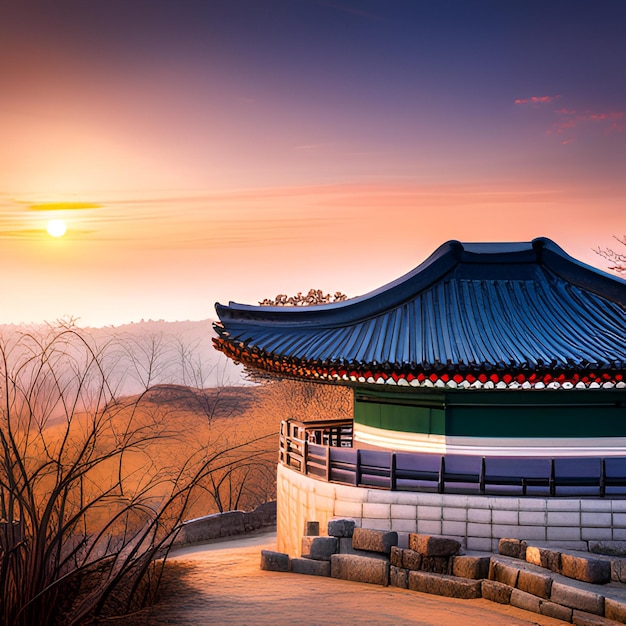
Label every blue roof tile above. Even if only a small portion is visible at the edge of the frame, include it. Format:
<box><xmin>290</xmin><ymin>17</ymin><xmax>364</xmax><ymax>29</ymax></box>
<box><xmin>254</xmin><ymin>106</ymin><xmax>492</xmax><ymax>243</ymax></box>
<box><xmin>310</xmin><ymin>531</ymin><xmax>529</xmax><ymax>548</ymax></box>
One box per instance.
<box><xmin>213</xmin><ymin>238</ymin><xmax>625</xmax><ymax>382</ymax></box>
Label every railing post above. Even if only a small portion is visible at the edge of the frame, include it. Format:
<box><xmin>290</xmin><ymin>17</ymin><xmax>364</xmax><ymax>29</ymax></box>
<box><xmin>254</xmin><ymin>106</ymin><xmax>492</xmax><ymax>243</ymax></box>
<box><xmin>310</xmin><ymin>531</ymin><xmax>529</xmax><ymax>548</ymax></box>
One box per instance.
<box><xmin>356</xmin><ymin>449</ymin><xmax>362</xmax><ymax>486</ymax></box>
<box><xmin>325</xmin><ymin>446</ymin><xmax>331</xmax><ymax>482</ymax></box>
<box><xmin>391</xmin><ymin>452</ymin><xmax>397</xmax><ymax>490</ymax></box>
<box><xmin>303</xmin><ymin>439</ymin><xmax>308</xmax><ymax>475</ymax></box>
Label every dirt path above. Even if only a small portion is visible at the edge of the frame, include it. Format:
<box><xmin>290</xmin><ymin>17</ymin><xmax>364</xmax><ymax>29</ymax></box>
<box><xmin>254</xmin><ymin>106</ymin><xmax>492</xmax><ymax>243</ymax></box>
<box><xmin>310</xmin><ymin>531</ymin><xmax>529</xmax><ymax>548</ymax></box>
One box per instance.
<box><xmin>139</xmin><ymin>532</ymin><xmax>564</xmax><ymax>625</ymax></box>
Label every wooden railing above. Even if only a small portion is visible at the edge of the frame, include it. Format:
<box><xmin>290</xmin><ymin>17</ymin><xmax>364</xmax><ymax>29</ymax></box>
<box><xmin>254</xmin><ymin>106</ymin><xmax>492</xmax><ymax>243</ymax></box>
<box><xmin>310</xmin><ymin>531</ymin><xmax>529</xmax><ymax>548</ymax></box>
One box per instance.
<box><xmin>279</xmin><ymin>418</ymin><xmax>352</xmax><ymax>475</ymax></box>
<box><xmin>278</xmin><ymin>420</ymin><xmax>626</xmax><ymax>497</ymax></box>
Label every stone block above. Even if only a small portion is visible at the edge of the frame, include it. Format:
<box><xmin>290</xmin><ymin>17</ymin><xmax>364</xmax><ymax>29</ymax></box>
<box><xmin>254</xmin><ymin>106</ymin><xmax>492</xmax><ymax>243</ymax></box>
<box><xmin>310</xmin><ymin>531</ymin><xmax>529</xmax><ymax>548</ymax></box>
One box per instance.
<box><xmin>260</xmin><ymin>550</ymin><xmax>290</xmax><ymax>572</ymax></box>
<box><xmin>402</xmin><ymin>548</ymin><xmax>422</xmax><ymax>571</ymax></box>
<box><xmin>390</xmin><ymin>565</ymin><xmax>408</xmax><ymax>589</ymax></box>
<box><xmin>571</xmin><ymin>610</ymin><xmax>615</xmax><ymax>625</ymax></box>
<box><xmin>589</xmin><ymin>541</ymin><xmax>626</xmax><ymax>557</ymax></box>
<box><xmin>526</xmin><ymin>545</ymin><xmax>561</xmax><ymax>573</ymax></box>
<box><xmin>605</xmin><ymin>597</ymin><xmax>626</xmax><ymax>623</ymax></box>
<box><xmin>510</xmin><ymin>588</ymin><xmax>541</xmax><ymax>614</ymax></box>
<box><xmin>560</xmin><ymin>553</ymin><xmax>611</xmax><ymax>584</ymax></box>
<box><xmin>550</xmin><ymin>581</ymin><xmax>605</xmax><ymax>615</ymax></box>
<box><xmin>421</xmin><ymin>556</ymin><xmax>451</xmax><ymax>574</ymax></box>
<box><xmin>290</xmin><ymin>557</ymin><xmax>330</xmax><ymax>577</ymax></box>
<box><xmin>409</xmin><ymin>533</ymin><xmax>461</xmax><ymax>557</ymax></box>
<box><xmin>517</xmin><ymin>569</ymin><xmax>552</xmax><ymax>599</ymax></box>
<box><xmin>352</xmin><ymin>528</ymin><xmax>398</xmax><ymax>554</ymax></box>
<box><xmin>408</xmin><ymin>570</ymin><xmax>481</xmax><ymax>599</ymax></box>
<box><xmin>452</xmin><ymin>555</ymin><xmax>490</xmax><ymax>579</ymax></box>
<box><xmin>498</xmin><ymin>538</ymin><xmax>527</xmax><ymax>559</ymax></box>
<box><xmin>612</xmin><ymin>559</ymin><xmax>626</xmax><ymax>583</ymax></box>
<box><xmin>540</xmin><ymin>600</ymin><xmax>573</xmax><ymax>621</ymax></box>
<box><xmin>302</xmin><ymin>536</ymin><xmax>337</xmax><ymax>561</ymax></box>
<box><xmin>330</xmin><ymin>554</ymin><xmax>390</xmax><ymax>586</ymax></box>
<box><xmin>327</xmin><ymin>518</ymin><xmax>355</xmax><ymax>538</ymax></box>
<box><xmin>390</xmin><ymin>546</ymin><xmax>403</xmax><ymax>568</ymax></box>
<box><xmin>489</xmin><ymin>559</ymin><xmax>519</xmax><ymax>587</ymax></box>
<box><xmin>481</xmin><ymin>579</ymin><xmax>512</xmax><ymax>604</ymax></box>
<box><xmin>305</xmin><ymin>521</ymin><xmax>320</xmax><ymax>536</ymax></box>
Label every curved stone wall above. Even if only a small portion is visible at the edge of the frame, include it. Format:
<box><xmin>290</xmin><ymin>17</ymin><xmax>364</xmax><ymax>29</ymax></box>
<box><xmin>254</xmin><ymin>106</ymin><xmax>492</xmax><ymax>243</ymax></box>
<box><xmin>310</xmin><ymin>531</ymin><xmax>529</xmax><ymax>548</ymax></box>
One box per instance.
<box><xmin>277</xmin><ymin>464</ymin><xmax>626</xmax><ymax>557</ymax></box>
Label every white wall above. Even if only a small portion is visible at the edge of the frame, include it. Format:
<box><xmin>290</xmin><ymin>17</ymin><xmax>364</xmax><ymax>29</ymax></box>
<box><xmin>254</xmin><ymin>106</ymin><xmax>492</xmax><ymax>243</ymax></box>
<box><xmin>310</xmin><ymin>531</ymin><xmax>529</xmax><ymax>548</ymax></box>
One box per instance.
<box><xmin>277</xmin><ymin>463</ymin><xmax>626</xmax><ymax>557</ymax></box>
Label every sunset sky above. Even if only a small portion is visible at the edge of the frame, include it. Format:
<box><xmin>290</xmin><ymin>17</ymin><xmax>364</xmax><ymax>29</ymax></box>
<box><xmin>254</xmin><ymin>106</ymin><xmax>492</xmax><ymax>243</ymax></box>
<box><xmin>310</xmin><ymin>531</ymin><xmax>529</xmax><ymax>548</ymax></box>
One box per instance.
<box><xmin>2</xmin><ymin>0</ymin><xmax>625</xmax><ymax>326</ymax></box>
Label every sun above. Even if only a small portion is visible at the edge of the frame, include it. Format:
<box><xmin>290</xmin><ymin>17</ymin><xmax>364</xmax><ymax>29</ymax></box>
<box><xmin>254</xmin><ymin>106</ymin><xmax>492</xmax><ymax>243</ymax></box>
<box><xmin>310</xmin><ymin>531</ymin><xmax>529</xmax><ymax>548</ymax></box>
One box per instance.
<box><xmin>46</xmin><ymin>219</ymin><xmax>67</xmax><ymax>238</ymax></box>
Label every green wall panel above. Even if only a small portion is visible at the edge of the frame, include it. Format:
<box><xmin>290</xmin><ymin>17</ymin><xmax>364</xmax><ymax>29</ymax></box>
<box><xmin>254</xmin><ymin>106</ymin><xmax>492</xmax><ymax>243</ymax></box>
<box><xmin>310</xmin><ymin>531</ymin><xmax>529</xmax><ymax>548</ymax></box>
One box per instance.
<box><xmin>353</xmin><ymin>387</ymin><xmax>626</xmax><ymax>439</ymax></box>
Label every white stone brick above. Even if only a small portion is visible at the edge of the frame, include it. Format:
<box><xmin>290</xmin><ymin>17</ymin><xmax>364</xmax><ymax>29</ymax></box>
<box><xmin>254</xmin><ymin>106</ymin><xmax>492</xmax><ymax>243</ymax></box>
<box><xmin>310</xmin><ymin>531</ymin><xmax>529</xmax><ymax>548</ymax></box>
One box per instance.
<box><xmin>417</xmin><ymin>519</ymin><xmax>442</xmax><ymax>535</ymax></box>
<box><xmin>414</xmin><ymin>493</ymin><xmax>444</xmax><ymax>506</ymax></box>
<box><xmin>465</xmin><ymin>496</ymin><xmax>490</xmax><ymax>509</ymax></box>
<box><xmin>362</xmin><ymin>502</ymin><xmax>391</xmax><ymax>519</ymax></box>
<box><xmin>391</xmin><ymin>504</ymin><xmax>417</xmax><ymax>519</ymax></box>
<box><xmin>581</xmin><ymin>512</ymin><xmax>611</xmax><ymax>528</ymax></box>
<box><xmin>366</xmin><ymin>489</ymin><xmax>395</xmax><ymax>504</ymax></box>
<box><xmin>441</xmin><ymin>494</ymin><xmax>470</xmax><ymax>508</ymax></box>
<box><xmin>442</xmin><ymin>506</ymin><xmax>467</xmax><ymax>521</ymax></box>
<box><xmin>333</xmin><ymin>484</ymin><xmax>364</xmax><ymax>502</ymax></box>
<box><xmin>492</xmin><ymin>509</ymin><xmax>519</xmax><ymax>524</ymax></box>
<box><xmin>582</xmin><ymin>526</ymin><xmax>613</xmax><ymax>541</ymax></box>
<box><xmin>466</xmin><ymin>536</ymin><xmax>492</xmax><ymax>551</ymax></box>
<box><xmin>611</xmin><ymin>500</ymin><xmax>626</xmax><ymax>513</ymax></box>
<box><xmin>388</xmin><ymin>491</ymin><xmax>422</xmax><ymax>505</ymax></box>
<box><xmin>492</xmin><ymin>524</ymin><xmax>524</xmax><ymax>539</ymax></box>
<box><xmin>546</xmin><ymin>526</ymin><xmax>581</xmax><ymax>541</ymax></box>
<box><xmin>489</xmin><ymin>497</ymin><xmax>520</xmax><ymax>510</ymax></box>
<box><xmin>614</xmin><ymin>513</ymin><xmax>626</xmax><ymax>527</ymax></box>
<box><xmin>519</xmin><ymin>510</ymin><xmax>546</xmax><ymax>526</ymax></box>
<box><xmin>517</xmin><ymin>498</ymin><xmax>547</xmax><ymax>512</ymax></box>
<box><xmin>467</xmin><ymin>508</ymin><xmax>491</xmax><ymax>523</ymax></box>
<box><xmin>418</xmin><ymin>505</ymin><xmax>442</xmax><ymax>520</ymax></box>
<box><xmin>515</xmin><ymin>525</ymin><xmax>546</xmax><ymax>541</ymax></box>
<box><xmin>612</xmin><ymin>528</ymin><xmax>626</xmax><ymax>540</ymax></box>
<box><xmin>334</xmin><ymin>500</ymin><xmax>363</xmax><ymax>518</ymax></box>
<box><xmin>362</xmin><ymin>518</ymin><xmax>392</xmax><ymax>531</ymax></box>
<box><xmin>547</xmin><ymin>511</ymin><xmax>580</xmax><ymax>526</ymax></box>
<box><xmin>442</xmin><ymin>520</ymin><xmax>467</xmax><ymax>537</ymax></box>
<box><xmin>392</xmin><ymin>518</ymin><xmax>417</xmax><ymax>533</ymax></box>
<box><xmin>546</xmin><ymin>499</ymin><xmax>580</xmax><ymax>511</ymax></box>
<box><xmin>580</xmin><ymin>499</ymin><xmax>612</xmax><ymax>512</ymax></box>
<box><xmin>467</xmin><ymin>522</ymin><xmax>492</xmax><ymax>538</ymax></box>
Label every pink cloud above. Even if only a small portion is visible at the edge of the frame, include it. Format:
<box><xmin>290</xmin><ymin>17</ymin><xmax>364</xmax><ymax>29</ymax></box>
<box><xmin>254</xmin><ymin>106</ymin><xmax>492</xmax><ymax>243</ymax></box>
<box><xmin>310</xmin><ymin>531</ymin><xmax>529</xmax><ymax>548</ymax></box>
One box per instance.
<box><xmin>551</xmin><ymin>109</ymin><xmax>626</xmax><ymax>136</ymax></box>
<box><xmin>515</xmin><ymin>95</ymin><xmax>560</xmax><ymax>105</ymax></box>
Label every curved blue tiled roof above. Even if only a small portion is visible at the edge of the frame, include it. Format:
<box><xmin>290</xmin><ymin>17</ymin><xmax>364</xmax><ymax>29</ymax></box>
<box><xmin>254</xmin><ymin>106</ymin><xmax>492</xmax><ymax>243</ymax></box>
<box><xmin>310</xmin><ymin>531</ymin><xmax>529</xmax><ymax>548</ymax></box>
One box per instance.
<box><xmin>213</xmin><ymin>238</ymin><xmax>625</xmax><ymax>385</ymax></box>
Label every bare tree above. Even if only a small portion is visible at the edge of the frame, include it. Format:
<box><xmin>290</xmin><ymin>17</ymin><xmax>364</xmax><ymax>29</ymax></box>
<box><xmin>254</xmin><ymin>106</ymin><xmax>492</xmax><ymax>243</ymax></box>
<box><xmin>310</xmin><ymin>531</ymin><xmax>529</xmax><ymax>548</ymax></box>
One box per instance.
<box><xmin>259</xmin><ymin>289</ymin><xmax>348</xmax><ymax>306</ymax></box>
<box><xmin>595</xmin><ymin>235</ymin><xmax>626</xmax><ymax>275</ymax></box>
<box><xmin>0</xmin><ymin>323</ymin><xmax>274</xmax><ymax>625</ymax></box>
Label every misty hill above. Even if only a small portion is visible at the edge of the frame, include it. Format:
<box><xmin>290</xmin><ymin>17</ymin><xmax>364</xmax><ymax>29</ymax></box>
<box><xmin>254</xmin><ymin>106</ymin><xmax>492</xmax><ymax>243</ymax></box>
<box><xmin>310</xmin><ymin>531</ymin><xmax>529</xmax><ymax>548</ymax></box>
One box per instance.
<box><xmin>0</xmin><ymin>319</ymin><xmax>247</xmax><ymax>395</ymax></box>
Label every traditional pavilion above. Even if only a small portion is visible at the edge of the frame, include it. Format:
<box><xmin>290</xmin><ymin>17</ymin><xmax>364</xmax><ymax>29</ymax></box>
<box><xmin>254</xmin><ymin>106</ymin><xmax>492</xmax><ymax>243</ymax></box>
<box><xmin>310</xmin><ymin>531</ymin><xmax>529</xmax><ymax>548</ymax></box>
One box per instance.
<box><xmin>214</xmin><ymin>238</ymin><xmax>625</xmax><ymax>458</ymax></box>
<box><xmin>214</xmin><ymin>237</ymin><xmax>626</xmax><ymax>554</ymax></box>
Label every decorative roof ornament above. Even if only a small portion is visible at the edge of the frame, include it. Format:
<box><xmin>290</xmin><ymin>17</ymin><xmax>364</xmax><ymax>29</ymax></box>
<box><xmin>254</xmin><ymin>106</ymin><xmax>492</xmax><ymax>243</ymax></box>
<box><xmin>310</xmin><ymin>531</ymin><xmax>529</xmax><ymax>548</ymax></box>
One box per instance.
<box><xmin>213</xmin><ymin>238</ymin><xmax>626</xmax><ymax>390</ymax></box>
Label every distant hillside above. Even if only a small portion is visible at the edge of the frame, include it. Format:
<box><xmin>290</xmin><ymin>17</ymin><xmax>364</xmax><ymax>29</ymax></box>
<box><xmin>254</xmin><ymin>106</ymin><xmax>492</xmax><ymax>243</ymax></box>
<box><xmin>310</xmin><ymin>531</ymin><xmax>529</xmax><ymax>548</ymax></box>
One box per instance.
<box><xmin>0</xmin><ymin>319</ymin><xmax>247</xmax><ymax>394</ymax></box>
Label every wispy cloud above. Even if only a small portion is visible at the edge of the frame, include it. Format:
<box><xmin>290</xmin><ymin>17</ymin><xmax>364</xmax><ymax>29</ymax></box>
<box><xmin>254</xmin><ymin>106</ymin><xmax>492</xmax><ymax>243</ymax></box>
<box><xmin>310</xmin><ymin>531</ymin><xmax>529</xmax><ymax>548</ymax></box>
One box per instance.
<box><xmin>514</xmin><ymin>95</ymin><xmax>560</xmax><ymax>105</ymax></box>
<box><xmin>548</xmin><ymin>108</ymin><xmax>626</xmax><ymax>142</ymax></box>
<box><xmin>516</xmin><ymin>94</ymin><xmax>626</xmax><ymax>143</ymax></box>
<box><xmin>28</xmin><ymin>201</ymin><xmax>101</xmax><ymax>211</ymax></box>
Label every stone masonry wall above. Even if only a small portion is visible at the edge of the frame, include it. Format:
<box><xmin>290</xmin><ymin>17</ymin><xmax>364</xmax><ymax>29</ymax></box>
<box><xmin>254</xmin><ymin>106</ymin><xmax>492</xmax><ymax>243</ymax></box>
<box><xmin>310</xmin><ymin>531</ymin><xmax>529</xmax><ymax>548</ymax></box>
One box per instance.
<box><xmin>277</xmin><ymin>464</ymin><xmax>626</xmax><ymax>557</ymax></box>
